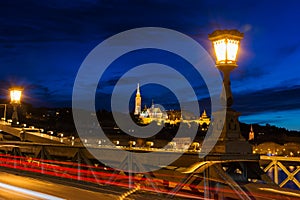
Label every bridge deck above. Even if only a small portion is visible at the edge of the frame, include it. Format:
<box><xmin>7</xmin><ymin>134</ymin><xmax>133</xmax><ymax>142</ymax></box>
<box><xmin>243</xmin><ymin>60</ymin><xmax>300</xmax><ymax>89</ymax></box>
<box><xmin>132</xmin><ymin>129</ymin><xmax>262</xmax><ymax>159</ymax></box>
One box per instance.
<box><xmin>0</xmin><ymin>122</ymin><xmax>63</xmax><ymax>144</ymax></box>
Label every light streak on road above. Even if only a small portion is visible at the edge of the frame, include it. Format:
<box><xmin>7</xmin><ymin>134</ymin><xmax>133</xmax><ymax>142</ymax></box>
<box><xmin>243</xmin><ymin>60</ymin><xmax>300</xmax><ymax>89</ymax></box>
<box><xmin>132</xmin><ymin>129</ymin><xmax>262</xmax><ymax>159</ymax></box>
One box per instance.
<box><xmin>0</xmin><ymin>182</ymin><xmax>65</xmax><ymax>200</ymax></box>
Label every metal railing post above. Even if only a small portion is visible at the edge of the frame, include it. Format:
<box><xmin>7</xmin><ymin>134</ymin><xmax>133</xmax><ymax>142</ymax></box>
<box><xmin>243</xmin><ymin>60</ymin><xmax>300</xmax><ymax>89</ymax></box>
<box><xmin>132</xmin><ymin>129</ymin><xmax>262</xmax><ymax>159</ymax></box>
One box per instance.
<box><xmin>274</xmin><ymin>160</ymin><xmax>278</xmax><ymax>184</ymax></box>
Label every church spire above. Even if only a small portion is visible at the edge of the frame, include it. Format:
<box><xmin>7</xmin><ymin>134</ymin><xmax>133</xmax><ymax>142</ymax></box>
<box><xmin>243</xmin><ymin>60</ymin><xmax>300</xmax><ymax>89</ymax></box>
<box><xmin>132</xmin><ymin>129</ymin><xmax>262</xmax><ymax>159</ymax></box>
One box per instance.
<box><xmin>202</xmin><ymin>109</ymin><xmax>207</xmax><ymax>117</ymax></box>
<box><xmin>151</xmin><ymin>99</ymin><xmax>154</xmax><ymax>108</ymax></box>
<box><xmin>249</xmin><ymin>124</ymin><xmax>255</xmax><ymax>141</ymax></box>
<box><xmin>134</xmin><ymin>83</ymin><xmax>142</xmax><ymax>115</ymax></box>
<box><xmin>136</xmin><ymin>83</ymin><xmax>140</xmax><ymax>96</ymax></box>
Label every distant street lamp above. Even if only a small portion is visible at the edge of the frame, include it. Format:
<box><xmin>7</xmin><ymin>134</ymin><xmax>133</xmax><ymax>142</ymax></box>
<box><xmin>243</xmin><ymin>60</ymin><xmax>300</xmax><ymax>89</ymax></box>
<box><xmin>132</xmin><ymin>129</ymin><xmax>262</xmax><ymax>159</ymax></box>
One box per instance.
<box><xmin>208</xmin><ymin>30</ymin><xmax>252</xmax><ymax>154</ymax></box>
<box><xmin>10</xmin><ymin>87</ymin><xmax>23</xmax><ymax>126</ymax></box>
<box><xmin>191</xmin><ymin>142</ymin><xmax>200</xmax><ymax>151</ymax></box>
<box><xmin>146</xmin><ymin>141</ymin><xmax>154</xmax><ymax>148</ymax></box>
<box><xmin>129</xmin><ymin>140</ymin><xmax>136</xmax><ymax>148</ymax></box>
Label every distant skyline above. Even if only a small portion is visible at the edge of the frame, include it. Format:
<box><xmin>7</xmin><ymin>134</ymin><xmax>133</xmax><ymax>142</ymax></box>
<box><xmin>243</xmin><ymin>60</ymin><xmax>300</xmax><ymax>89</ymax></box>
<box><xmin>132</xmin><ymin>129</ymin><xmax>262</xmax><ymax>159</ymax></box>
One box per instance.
<box><xmin>0</xmin><ymin>1</ymin><xmax>299</xmax><ymax>130</ymax></box>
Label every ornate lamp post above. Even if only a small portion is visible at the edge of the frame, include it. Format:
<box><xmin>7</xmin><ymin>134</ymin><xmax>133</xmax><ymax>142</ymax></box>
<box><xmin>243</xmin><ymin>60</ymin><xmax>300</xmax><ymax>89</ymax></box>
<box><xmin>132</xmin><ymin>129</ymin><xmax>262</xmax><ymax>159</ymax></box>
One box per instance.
<box><xmin>209</xmin><ymin>29</ymin><xmax>243</xmax><ymax>107</ymax></box>
<box><xmin>170</xmin><ymin>30</ymin><xmax>261</xmax><ymax>200</ymax></box>
<box><xmin>10</xmin><ymin>87</ymin><xmax>23</xmax><ymax>126</ymax></box>
<box><xmin>208</xmin><ymin>30</ymin><xmax>252</xmax><ymax>154</ymax></box>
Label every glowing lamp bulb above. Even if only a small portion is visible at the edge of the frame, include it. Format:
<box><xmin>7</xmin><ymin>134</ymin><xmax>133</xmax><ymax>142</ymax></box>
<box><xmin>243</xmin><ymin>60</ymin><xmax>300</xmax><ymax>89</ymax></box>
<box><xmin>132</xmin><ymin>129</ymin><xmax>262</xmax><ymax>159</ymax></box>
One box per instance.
<box><xmin>10</xmin><ymin>88</ymin><xmax>22</xmax><ymax>104</ymax></box>
<box><xmin>209</xmin><ymin>29</ymin><xmax>243</xmax><ymax>66</ymax></box>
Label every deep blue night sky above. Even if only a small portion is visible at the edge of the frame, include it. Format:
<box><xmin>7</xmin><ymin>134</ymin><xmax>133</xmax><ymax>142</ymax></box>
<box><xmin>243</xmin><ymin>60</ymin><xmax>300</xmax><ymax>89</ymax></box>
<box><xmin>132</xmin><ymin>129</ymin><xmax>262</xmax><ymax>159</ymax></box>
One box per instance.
<box><xmin>0</xmin><ymin>1</ymin><xmax>299</xmax><ymax>130</ymax></box>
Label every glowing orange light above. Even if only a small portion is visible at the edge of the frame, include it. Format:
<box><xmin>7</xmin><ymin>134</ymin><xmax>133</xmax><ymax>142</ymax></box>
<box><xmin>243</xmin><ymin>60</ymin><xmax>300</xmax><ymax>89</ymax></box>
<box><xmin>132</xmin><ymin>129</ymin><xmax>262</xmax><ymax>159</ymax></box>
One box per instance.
<box><xmin>209</xmin><ymin>30</ymin><xmax>243</xmax><ymax>66</ymax></box>
<box><xmin>10</xmin><ymin>88</ymin><xmax>23</xmax><ymax>104</ymax></box>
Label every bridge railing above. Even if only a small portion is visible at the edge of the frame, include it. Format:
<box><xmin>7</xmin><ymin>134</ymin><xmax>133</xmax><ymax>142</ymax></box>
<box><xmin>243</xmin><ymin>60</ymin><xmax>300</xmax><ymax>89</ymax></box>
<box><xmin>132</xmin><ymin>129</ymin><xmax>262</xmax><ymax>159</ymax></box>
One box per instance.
<box><xmin>260</xmin><ymin>155</ymin><xmax>300</xmax><ymax>189</ymax></box>
<box><xmin>0</xmin><ymin>151</ymin><xmax>199</xmax><ymax>199</ymax></box>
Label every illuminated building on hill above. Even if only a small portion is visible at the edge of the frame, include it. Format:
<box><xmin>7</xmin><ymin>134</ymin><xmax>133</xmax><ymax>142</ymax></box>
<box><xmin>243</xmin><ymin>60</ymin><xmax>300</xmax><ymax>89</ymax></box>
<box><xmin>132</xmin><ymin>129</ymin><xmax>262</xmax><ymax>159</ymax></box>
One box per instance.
<box><xmin>134</xmin><ymin>84</ymin><xmax>210</xmax><ymax>126</ymax></box>
<box><xmin>139</xmin><ymin>101</ymin><xmax>168</xmax><ymax>124</ymax></box>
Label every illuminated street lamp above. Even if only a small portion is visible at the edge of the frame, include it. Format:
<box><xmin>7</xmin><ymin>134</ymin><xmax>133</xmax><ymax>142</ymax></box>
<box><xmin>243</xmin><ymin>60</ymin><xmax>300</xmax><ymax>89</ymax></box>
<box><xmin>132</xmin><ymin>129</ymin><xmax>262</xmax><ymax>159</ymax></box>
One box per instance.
<box><xmin>209</xmin><ymin>30</ymin><xmax>243</xmax><ymax>66</ymax></box>
<box><xmin>10</xmin><ymin>87</ymin><xmax>23</xmax><ymax>126</ymax></box>
<box><xmin>209</xmin><ymin>30</ymin><xmax>243</xmax><ymax>107</ymax></box>
<box><xmin>188</xmin><ymin>30</ymin><xmax>260</xmax><ymax>199</ymax></box>
<box><xmin>129</xmin><ymin>140</ymin><xmax>136</xmax><ymax>148</ymax></box>
<box><xmin>208</xmin><ymin>30</ymin><xmax>252</xmax><ymax>154</ymax></box>
<box><xmin>146</xmin><ymin>141</ymin><xmax>154</xmax><ymax>148</ymax></box>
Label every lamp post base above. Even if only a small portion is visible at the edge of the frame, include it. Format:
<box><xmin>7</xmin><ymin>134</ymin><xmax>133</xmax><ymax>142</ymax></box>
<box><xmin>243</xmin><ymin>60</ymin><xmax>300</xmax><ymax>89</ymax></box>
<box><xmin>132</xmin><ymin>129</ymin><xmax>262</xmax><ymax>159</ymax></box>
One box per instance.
<box><xmin>202</xmin><ymin>108</ymin><xmax>253</xmax><ymax>155</ymax></box>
